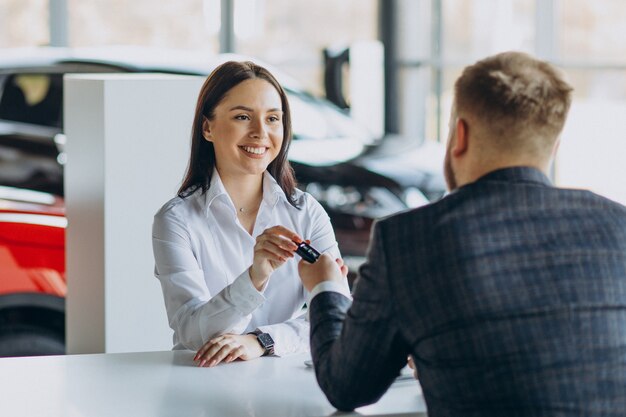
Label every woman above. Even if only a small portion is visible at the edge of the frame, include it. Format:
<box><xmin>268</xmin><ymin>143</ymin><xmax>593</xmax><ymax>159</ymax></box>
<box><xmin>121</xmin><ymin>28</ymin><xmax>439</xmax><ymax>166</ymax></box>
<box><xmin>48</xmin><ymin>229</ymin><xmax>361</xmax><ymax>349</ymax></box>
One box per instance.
<box><xmin>152</xmin><ymin>61</ymin><xmax>348</xmax><ymax>367</ymax></box>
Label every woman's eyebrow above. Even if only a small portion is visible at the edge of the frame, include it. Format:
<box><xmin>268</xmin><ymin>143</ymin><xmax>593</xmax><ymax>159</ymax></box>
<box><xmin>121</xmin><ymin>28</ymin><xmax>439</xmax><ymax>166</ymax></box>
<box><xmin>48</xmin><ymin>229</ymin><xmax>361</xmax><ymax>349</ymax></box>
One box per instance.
<box><xmin>229</xmin><ymin>105</ymin><xmax>254</xmax><ymax>112</ymax></box>
<box><xmin>228</xmin><ymin>105</ymin><xmax>283</xmax><ymax>113</ymax></box>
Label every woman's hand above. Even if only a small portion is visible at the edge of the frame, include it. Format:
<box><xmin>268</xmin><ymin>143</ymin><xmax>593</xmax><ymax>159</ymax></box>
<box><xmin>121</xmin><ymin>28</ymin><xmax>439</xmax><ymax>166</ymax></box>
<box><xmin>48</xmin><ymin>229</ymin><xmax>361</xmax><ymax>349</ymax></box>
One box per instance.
<box><xmin>194</xmin><ymin>334</ymin><xmax>264</xmax><ymax>367</ymax></box>
<box><xmin>407</xmin><ymin>355</ymin><xmax>419</xmax><ymax>380</ymax></box>
<box><xmin>249</xmin><ymin>226</ymin><xmax>301</xmax><ymax>290</ymax></box>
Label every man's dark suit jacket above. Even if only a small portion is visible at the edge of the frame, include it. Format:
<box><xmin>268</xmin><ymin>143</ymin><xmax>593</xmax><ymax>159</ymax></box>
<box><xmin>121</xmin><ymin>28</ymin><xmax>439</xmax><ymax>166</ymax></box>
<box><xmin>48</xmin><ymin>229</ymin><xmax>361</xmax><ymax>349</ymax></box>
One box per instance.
<box><xmin>309</xmin><ymin>167</ymin><xmax>626</xmax><ymax>417</ymax></box>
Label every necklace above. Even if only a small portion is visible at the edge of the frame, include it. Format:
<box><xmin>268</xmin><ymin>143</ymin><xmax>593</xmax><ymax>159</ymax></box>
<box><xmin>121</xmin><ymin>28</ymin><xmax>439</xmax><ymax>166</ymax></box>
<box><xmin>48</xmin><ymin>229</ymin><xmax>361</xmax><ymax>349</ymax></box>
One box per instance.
<box><xmin>238</xmin><ymin>206</ymin><xmax>259</xmax><ymax>215</ymax></box>
<box><xmin>235</xmin><ymin>192</ymin><xmax>262</xmax><ymax>215</ymax></box>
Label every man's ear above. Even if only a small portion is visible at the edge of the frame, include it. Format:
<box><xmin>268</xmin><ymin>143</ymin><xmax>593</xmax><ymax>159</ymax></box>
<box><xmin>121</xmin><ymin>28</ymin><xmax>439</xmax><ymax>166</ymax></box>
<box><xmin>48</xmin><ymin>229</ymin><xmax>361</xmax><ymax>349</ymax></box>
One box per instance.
<box><xmin>452</xmin><ymin>118</ymin><xmax>469</xmax><ymax>157</ymax></box>
<box><xmin>202</xmin><ymin>117</ymin><xmax>212</xmax><ymax>142</ymax></box>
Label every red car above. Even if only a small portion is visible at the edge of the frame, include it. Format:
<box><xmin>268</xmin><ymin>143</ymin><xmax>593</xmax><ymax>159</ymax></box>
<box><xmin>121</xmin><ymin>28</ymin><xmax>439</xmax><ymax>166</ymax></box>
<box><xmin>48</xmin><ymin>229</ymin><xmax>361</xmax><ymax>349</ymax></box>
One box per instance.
<box><xmin>0</xmin><ymin>186</ymin><xmax>65</xmax><ymax>356</ymax></box>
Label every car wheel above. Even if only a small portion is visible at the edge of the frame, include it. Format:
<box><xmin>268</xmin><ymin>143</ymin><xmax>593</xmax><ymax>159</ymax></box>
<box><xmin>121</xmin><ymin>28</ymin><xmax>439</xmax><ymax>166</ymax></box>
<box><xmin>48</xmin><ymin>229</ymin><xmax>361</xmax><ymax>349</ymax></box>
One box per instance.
<box><xmin>0</xmin><ymin>324</ymin><xmax>65</xmax><ymax>357</ymax></box>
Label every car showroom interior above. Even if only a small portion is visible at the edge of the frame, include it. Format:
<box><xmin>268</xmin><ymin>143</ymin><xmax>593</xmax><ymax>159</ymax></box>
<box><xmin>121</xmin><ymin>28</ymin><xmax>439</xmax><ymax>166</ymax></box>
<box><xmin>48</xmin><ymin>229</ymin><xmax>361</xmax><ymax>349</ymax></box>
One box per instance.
<box><xmin>1</xmin><ymin>1</ymin><xmax>625</xmax><ymax>416</ymax></box>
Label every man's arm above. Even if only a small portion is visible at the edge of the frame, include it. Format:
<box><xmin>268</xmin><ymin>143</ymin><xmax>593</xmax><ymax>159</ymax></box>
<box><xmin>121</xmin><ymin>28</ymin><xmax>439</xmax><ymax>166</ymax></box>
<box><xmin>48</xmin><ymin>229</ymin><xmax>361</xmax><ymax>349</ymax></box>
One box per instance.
<box><xmin>300</xmin><ymin>221</ymin><xmax>410</xmax><ymax>411</ymax></box>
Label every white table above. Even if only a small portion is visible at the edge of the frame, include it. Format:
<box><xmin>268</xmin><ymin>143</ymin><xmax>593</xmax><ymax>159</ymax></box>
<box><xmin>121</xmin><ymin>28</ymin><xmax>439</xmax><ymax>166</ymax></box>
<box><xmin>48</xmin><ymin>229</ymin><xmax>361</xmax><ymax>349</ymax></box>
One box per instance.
<box><xmin>0</xmin><ymin>350</ymin><xmax>427</xmax><ymax>416</ymax></box>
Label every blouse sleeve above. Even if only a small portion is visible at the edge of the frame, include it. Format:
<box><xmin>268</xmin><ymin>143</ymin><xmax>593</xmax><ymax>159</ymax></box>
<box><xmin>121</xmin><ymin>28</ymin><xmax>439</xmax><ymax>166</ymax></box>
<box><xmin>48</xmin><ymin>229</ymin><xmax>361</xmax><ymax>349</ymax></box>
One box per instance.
<box><xmin>257</xmin><ymin>194</ymin><xmax>349</xmax><ymax>356</ymax></box>
<box><xmin>152</xmin><ymin>205</ymin><xmax>265</xmax><ymax>351</ymax></box>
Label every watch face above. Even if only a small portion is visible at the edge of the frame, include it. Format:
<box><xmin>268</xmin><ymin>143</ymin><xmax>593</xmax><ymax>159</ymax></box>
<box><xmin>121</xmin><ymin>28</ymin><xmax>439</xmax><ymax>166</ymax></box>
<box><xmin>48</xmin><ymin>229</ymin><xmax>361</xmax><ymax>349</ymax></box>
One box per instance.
<box><xmin>258</xmin><ymin>333</ymin><xmax>274</xmax><ymax>349</ymax></box>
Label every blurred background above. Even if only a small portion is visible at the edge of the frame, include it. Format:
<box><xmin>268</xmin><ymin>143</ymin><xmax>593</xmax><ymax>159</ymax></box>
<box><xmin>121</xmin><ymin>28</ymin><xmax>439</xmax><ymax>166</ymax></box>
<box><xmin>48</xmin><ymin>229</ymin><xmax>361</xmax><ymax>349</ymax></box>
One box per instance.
<box><xmin>2</xmin><ymin>0</ymin><xmax>625</xmax><ymax>204</ymax></box>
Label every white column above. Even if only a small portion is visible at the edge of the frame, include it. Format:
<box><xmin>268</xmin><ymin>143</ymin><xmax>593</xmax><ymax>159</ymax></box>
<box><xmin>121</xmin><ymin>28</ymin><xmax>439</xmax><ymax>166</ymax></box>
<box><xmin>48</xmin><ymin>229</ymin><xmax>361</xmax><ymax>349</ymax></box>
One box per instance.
<box><xmin>350</xmin><ymin>40</ymin><xmax>385</xmax><ymax>139</ymax></box>
<box><xmin>64</xmin><ymin>74</ymin><xmax>204</xmax><ymax>353</ymax></box>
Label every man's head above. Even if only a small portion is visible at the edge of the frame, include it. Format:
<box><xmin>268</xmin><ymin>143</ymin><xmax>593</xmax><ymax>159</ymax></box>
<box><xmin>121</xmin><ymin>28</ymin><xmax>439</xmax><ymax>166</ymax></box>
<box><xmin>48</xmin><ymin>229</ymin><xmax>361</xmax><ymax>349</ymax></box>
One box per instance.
<box><xmin>444</xmin><ymin>51</ymin><xmax>573</xmax><ymax>191</ymax></box>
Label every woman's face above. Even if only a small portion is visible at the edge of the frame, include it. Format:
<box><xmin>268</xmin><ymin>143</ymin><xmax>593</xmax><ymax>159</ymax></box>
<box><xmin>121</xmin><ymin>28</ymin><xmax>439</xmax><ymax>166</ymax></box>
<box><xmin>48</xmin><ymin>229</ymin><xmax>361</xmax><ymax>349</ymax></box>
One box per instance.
<box><xmin>203</xmin><ymin>78</ymin><xmax>284</xmax><ymax>179</ymax></box>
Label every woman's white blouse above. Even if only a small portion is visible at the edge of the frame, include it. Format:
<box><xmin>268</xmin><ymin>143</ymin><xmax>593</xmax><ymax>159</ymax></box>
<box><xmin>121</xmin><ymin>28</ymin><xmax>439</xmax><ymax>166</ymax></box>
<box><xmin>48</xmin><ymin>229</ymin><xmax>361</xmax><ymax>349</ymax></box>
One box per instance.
<box><xmin>152</xmin><ymin>170</ymin><xmax>344</xmax><ymax>355</ymax></box>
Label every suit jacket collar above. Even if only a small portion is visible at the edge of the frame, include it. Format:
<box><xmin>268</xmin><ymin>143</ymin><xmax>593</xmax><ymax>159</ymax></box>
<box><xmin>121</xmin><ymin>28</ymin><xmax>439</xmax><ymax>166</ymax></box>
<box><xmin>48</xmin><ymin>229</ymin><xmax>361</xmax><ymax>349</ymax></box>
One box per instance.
<box><xmin>475</xmin><ymin>166</ymin><xmax>552</xmax><ymax>187</ymax></box>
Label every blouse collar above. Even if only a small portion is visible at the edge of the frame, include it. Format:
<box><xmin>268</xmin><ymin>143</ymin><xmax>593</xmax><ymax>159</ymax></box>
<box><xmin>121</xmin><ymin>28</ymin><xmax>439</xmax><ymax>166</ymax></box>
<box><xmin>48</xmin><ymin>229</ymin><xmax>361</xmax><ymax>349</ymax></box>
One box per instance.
<box><xmin>201</xmin><ymin>169</ymin><xmax>288</xmax><ymax>217</ymax></box>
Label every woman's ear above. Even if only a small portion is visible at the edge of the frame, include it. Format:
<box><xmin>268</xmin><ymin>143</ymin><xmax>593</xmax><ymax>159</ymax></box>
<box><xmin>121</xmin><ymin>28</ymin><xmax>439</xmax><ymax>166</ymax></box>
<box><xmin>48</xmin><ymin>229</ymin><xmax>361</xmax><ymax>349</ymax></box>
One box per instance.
<box><xmin>202</xmin><ymin>117</ymin><xmax>212</xmax><ymax>142</ymax></box>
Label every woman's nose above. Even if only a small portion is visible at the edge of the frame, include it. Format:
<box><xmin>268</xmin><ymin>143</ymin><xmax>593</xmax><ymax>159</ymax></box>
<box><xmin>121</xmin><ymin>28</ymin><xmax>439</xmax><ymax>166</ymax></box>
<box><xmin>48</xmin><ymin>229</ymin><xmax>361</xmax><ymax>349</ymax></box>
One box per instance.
<box><xmin>249</xmin><ymin>119</ymin><xmax>266</xmax><ymax>138</ymax></box>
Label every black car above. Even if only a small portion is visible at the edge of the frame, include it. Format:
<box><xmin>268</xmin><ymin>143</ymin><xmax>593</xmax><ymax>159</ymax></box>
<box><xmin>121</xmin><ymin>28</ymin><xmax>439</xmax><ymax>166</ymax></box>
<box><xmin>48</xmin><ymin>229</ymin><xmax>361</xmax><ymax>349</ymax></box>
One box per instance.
<box><xmin>0</xmin><ymin>47</ymin><xmax>446</xmax><ymax>276</ymax></box>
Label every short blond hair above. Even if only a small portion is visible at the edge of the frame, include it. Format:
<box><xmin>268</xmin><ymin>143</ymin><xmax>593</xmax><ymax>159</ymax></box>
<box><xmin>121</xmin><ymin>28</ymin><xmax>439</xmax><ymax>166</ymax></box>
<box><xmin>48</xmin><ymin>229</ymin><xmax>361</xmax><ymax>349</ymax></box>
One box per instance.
<box><xmin>454</xmin><ymin>51</ymin><xmax>573</xmax><ymax>154</ymax></box>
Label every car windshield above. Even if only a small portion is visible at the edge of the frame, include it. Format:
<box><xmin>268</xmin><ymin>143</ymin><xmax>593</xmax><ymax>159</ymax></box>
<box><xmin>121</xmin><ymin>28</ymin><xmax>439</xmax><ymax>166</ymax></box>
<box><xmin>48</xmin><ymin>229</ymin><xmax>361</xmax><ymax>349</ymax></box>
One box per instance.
<box><xmin>0</xmin><ymin>73</ymin><xmax>63</xmax><ymax>128</ymax></box>
<box><xmin>287</xmin><ymin>91</ymin><xmax>374</xmax><ymax>144</ymax></box>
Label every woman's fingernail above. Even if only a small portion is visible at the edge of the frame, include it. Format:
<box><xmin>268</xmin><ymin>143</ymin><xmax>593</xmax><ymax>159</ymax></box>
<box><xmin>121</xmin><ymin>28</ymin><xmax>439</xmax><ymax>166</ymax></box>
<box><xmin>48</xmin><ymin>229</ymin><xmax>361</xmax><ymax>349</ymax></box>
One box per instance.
<box><xmin>198</xmin><ymin>360</ymin><xmax>205</xmax><ymax>367</ymax></box>
<box><xmin>209</xmin><ymin>360</ymin><xmax>216</xmax><ymax>367</ymax></box>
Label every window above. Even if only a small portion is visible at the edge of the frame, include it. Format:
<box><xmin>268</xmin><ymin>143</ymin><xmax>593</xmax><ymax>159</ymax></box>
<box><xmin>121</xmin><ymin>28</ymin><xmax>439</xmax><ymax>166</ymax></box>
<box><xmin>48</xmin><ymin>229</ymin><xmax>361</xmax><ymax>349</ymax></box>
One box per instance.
<box><xmin>234</xmin><ymin>0</ymin><xmax>378</xmax><ymax>95</ymax></box>
<box><xmin>288</xmin><ymin>91</ymin><xmax>371</xmax><ymax>142</ymax></box>
<box><xmin>396</xmin><ymin>0</ymin><xmax>626</xmax><ymax>204</ymax></box>
<box><xmin>0</xmin><ymin>0</ymin><xmax>49</xmax><ymax>47</ymax></box>
<box><xmin>66</xmin><ymin>0</ymin><xmax>219</xmax><ymax>53</ymax></box>
<box><xmin>554</xmin><ymin>0</ymin><xmax>626</xmax><ymax>204</ymax></box>
<box><xmin>557</xmin><ymin>0</ymin><xmax>626</xmax><ymax>64</ymax></box>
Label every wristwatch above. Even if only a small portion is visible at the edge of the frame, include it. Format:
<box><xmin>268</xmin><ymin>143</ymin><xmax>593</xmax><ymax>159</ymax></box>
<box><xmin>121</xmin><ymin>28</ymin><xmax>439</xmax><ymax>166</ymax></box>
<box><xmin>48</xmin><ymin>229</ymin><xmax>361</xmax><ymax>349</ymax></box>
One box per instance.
<box><xmin>248</xmin><ymin>329</ymin><xmax>275</xmax><ymax>356</ymax></box>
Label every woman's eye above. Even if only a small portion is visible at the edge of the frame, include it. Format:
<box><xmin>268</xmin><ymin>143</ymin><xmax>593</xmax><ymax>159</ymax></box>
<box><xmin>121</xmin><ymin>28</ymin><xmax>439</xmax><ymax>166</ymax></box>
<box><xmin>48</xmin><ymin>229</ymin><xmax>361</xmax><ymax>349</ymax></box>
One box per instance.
<box><xmin>268</xmin><ymin>115</ymin><xmax>280</xmax><ymax>122</ymax></box>
<box><xmin>235</xmin><ymin>114</ymin><xmax>250</xmax><ymax>121</ymax></box>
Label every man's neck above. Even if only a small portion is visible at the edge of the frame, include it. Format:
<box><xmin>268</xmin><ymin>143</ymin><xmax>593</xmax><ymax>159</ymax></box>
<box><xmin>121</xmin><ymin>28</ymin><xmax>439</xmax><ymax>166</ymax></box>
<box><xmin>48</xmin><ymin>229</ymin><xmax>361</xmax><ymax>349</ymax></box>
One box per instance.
<box><xmin>458</xmin><ymin>158</ymin><xmax>550</xmax><ymax>188</ymax></box>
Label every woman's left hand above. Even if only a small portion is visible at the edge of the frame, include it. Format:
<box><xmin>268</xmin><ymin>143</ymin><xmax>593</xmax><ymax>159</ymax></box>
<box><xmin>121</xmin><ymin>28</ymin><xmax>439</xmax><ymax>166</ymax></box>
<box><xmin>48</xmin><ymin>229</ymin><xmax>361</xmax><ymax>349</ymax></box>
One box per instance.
<box><xmin>193</xmin><ymin>333</ymin><xmax>264</xmax><ymax>367</ymax></box>
<box><xmin>407</xmin><ymin>355</ymin><xmax>419</xmax><ymax>380</ymax></box>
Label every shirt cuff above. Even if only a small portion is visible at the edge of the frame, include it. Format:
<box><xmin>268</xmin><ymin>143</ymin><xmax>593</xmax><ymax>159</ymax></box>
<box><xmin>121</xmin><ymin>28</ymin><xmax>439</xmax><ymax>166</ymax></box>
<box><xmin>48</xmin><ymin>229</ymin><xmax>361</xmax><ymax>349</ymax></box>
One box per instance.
<box><xmin>256</xmin><ymin>321</ymin><xmax>309</xmax><ymax>357</ymax></box>
<box><xmin>307</xmin><ymin>280</ymin><xmax>352</xmax><ymax>306</ymax></box>
<box><xmin>227</xmin><ymin>269</ymin><xmax>266</xmax><ymax>315</ymax></box>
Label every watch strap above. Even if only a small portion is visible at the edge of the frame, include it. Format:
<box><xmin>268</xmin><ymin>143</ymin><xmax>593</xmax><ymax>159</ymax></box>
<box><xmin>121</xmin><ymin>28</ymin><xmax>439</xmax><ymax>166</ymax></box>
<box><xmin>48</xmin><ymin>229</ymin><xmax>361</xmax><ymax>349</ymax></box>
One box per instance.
<box><xmin>247</xmin><ymin>329</ymin><xmax>274</xmax><ymax>356</ymax></box>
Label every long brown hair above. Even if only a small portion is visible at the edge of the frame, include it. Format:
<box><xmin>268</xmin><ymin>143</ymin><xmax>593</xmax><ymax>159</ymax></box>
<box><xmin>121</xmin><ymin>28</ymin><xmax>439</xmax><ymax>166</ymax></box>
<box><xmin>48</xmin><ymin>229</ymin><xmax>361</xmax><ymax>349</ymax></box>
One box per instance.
<box><xmin>178</xmin><ymin>61</ymin><xmax>298</xmax><ymax>207</ymax></box>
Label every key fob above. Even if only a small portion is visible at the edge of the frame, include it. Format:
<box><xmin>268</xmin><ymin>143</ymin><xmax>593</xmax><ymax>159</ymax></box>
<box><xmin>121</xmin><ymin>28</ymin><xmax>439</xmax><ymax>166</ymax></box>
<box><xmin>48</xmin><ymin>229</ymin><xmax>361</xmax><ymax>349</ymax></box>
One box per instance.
<box><xmin>295</xmin><ymin>241</ymin><xmax>320</xmax><ymax>263</ymax></box>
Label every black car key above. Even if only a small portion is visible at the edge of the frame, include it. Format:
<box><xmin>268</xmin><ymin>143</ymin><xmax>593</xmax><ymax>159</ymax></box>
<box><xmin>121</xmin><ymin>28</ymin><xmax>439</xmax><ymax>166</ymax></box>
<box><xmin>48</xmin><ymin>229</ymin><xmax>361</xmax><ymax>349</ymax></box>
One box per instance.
<box><xmin>295</xmin><ymin>241</ymin><xmax>320</xmax><ymax>263</ymax></box>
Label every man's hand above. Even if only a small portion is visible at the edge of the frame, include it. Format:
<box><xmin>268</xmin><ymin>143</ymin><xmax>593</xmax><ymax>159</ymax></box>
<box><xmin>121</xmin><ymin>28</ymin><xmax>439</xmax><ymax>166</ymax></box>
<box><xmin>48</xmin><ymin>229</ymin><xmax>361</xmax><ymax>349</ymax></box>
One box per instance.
<box><xmin>193</xmin><ymin>333</ymin><xmax>264</xmax><ymax>367</ymax></box>
<box><xmin>298</xmin><ymin>253</ymin><xmax>348</xmax><ymax>292</ymax></box>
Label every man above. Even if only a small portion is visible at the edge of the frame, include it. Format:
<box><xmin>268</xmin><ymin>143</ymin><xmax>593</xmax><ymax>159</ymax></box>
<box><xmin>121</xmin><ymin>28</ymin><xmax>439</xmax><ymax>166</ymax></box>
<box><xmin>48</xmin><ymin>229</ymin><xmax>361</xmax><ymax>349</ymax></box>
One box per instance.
<box><xmin>298</xmin><ymin>52</ymin><xmax>626</xmax><ymax>416</ymax></box>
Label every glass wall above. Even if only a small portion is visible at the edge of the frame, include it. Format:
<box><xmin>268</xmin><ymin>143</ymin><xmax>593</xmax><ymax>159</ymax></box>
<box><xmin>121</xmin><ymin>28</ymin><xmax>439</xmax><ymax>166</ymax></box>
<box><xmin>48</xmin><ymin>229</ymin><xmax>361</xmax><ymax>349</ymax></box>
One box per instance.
<box><xmin>2</xmin><ymin>0</ymin><xmax>377</xmax><ymax>98</ymax></box>
<box><xmin>558</xmin><ymin>0</ymin><xmax>626</xmax><ymax>64</ymax></box>
<box><xmin>554</xmin><ymin>0</ymin><xmax>626</xmax><ymax>204</ymax></box>
<box><xmin>397</xmin><ymin>0</ymin><xmax>626</xmax><ymax>204</ymax></box>
<box><xmin>234</xmin><ymin>0</ymin><xmax>378</xmax><ymax>95</ymax></box>
<box><xmin>0</xmin><ymin>0</ymin><xmax>49</xmax><ymax>48</ymax></box>
<box><xmin>443</xmin><ymin>0</ymin><xmax>535</xmax><ymax>60</ymax></box>
<box><xmin>66</xmin><ymin>0</ymin><xmax>219</xmax><ymax>53</ymax></box>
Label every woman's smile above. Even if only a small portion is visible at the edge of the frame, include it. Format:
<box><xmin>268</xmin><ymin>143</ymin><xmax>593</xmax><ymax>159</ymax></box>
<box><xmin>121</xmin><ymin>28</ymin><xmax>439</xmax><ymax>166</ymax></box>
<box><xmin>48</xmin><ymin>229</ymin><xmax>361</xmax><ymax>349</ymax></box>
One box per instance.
<box><xmin>239</xmin><ymin>145</ymin><xmax>268</xmax><ymax>157</ymax></box>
